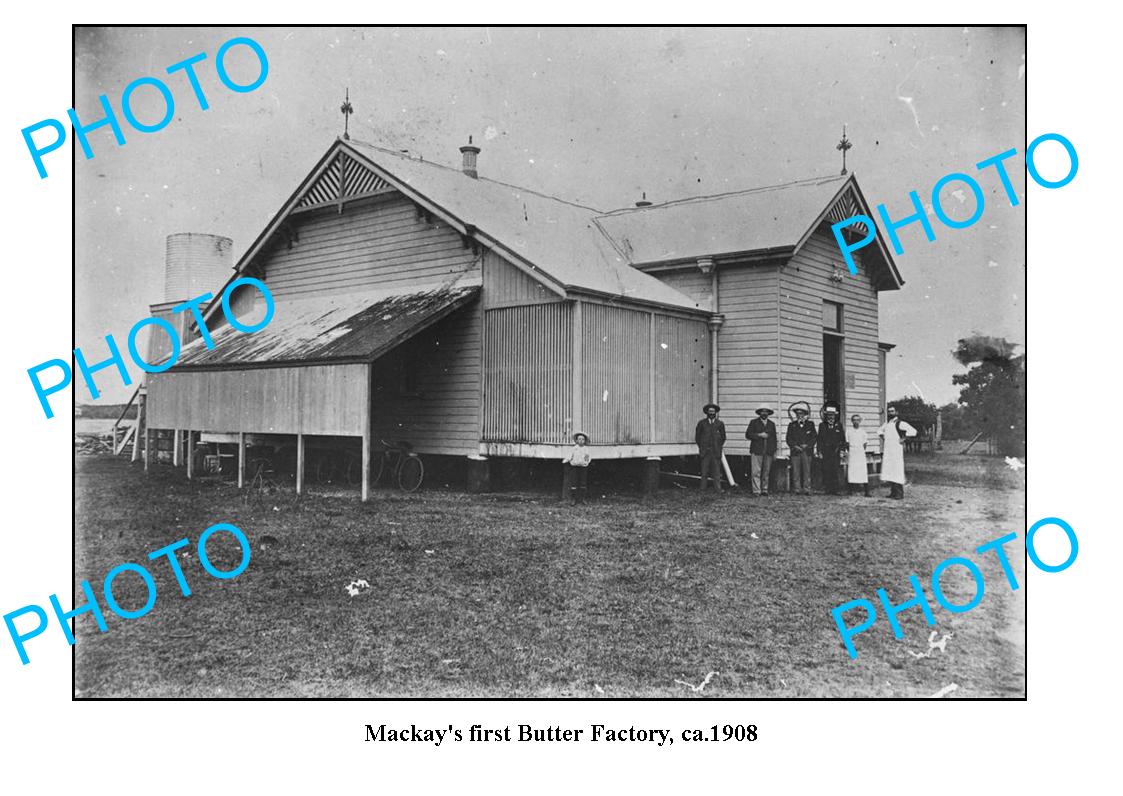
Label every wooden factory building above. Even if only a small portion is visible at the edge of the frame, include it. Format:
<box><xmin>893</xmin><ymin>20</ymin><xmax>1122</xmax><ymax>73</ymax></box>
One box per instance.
<box><xmin>145</xmin><ymin>137</ymin><xmax>902</xmax><ymax>497</ymax></box>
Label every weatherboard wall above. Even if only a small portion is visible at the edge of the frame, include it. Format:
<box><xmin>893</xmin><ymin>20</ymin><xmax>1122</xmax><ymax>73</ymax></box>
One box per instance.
<box><xmin>481</xmin><ymin>249</ymin><xmax>562</xmax><ymax>307</ymax></box>
<box><xmin>256</xmin><ymin>192</ymin><xmax>480</xmax><ymax>300</ymax></box>
<box><xmin>650</xmin><ymin>240</ymin><xmax>883</xmax><ymax>458</ymax></box>
<box><xmin>370</xmin><ymin>300</ymin><xmax>482</xmax><ymax>456</ymax></box>
<box><xmin>649</xmin><ymin>268</ymin><xmax>712</xmax><ymax>311</ymax></box>
<box><xmin>652</xmin><ymin>263</ymin><xmax>783</xmax><ymax>455</ymax></box>
<box><xmin>147</xmin><ymin>364</ymin><xmax>369</xmax><ymax>436</ymax></box>
<box><xmin>715</xmin><ymin>264</ymin><xmax>783</xmax><ymax>456</ymax></box>
<box><xmin>778</xmin><ymin>223</ymin><xmax>880</xmax><ymax>453</ymax></box>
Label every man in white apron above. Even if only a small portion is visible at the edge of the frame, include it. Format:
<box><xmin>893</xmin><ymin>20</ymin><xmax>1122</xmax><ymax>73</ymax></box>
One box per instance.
<box><xmin>845</xmin><ymin>413</ymin><xmax>871</xmax><ymax>497</ymax></box>
<box><xmin>878</xmin><ymin>404</ymin><xmax>916</xmax><ymax>499</ymax></box>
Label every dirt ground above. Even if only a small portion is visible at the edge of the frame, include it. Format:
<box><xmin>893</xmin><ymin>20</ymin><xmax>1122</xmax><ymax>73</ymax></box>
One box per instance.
<box><xmin>73</xmin><ymin>450</ymin><xmax>1025</xmax><ymax>698</ymax></box>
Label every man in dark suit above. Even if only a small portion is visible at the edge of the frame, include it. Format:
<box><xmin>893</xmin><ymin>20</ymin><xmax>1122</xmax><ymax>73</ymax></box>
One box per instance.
<box><xmin>817</xmin><ymin>405</ymin><xmax>846</xmax><ymax>495</ymax></box>
<box><xmin>695</xmin><ymin>403</ymin><xmax>726</xmax><ymax>492</ymax></box>
<box><xmin>786</xmin><ymin>406</ymin><xmax>817</xmax><ymax>495</ymax></box>
<box><xmin>744</xmin><ymin>404</ymin><xmax>778</xmax><ymax>496</ymax></box>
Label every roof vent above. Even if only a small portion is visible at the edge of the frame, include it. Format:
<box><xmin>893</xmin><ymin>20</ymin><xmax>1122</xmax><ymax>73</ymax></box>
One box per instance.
<box><xmin>635</xmin><ymin>191</ymin><xmax>652</xmax><ymax>208</ymax></box>
<box><xmin>459</xmin><ymin>136</ymin><xmax>480</xmax><ymax>179</ymax></box>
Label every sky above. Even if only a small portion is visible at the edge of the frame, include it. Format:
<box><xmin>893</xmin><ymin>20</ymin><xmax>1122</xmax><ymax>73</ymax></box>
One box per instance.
<box><xmin>73</xmin><ymin>25</ymin><xmax>1026</xmax><ymax>405</ymax></box>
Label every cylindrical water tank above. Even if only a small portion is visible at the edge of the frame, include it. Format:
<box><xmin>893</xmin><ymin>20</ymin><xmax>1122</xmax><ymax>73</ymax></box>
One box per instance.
<box><xmin>164</xmin><ymin>233</ymin><xmax>234</xmax><ymax>303</ymax></box>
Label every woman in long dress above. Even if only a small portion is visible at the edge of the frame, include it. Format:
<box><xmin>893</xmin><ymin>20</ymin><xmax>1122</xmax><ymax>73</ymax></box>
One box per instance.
<box><xmin>878</xmin><ymin>405</ymin><xmax>917</xmax><ymax>499</ymax></box>
<box><xmin>845</xmin><ymin>414</ymin><xmax>871</xmax><ymax>497</ymax></box>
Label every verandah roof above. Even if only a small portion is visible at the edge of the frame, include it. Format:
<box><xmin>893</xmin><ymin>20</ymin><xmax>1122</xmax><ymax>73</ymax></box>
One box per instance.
<box><xmin>171</xmin><ymin>282</ymin><xmax>480</xmax><ymax>370</ymax></box>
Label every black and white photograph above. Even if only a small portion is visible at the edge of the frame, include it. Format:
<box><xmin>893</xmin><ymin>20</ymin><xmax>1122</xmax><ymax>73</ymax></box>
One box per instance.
<box><xmin>69</xmin><ymin>25</ymin><xmax>1027</xmax><ymax>699</ymax></box>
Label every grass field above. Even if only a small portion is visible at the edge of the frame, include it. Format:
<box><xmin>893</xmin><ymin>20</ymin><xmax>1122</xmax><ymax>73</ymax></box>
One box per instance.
<box><xmin>74</xmin><ymin>451</ymin><xmax>1025</xmax><ymax>698</ymax></box>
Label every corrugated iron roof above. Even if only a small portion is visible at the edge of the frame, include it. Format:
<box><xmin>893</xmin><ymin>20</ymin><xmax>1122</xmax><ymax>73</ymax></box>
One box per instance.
<box><xmin>173</xmin><ymin>282</ymin><xmax>479</xmax><ymax>369</ymax></box>
<box><xmin>209</xmin><ymin>140</ymin><xmax>900</xmax><ymax>328</ymax></box>
<box><xmin>593</xmin><ymin>175</ymin><xmax>850</xmax><ymax>265</ymax></box>
<box><xmin>344</xmin><ymin>140</ymin><xmax>707</xmax><ymax>311</ymax></box>
<box><xmin>345</xmin><ymin>142</ymin><xmax>899</xmax><ymax>289</ymax></box>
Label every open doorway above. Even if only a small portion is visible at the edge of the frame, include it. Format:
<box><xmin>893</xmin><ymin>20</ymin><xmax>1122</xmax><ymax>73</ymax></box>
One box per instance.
<box><xmin>823</xmin><ymin>334</ymin><xmax>845</xmax><ymax>411</ymax></box>
<box><xmin>822</xmin><ymin>300</ymin><xmax>845</xmax><ymax>413</ymax></box>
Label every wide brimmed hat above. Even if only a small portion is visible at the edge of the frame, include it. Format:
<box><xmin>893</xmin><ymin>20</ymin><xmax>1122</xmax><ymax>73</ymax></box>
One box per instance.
<box><xmin>755</xmin><ymin>405</ymin><xmax>774</xmax><ymax>416</ymax></box>
<box><xmin>572</xmin><ymin>431</ymin><xmax>589</xmax><ymax>442</ymax></box>
<box><xmin>789</xmin><ymin>400</ymin><xmax>812</xmax><ymax>419</ymax></box>
<box><xmin>702</xmin><ymin>403</ymin><xmax>721</xmax><ymax>413</ymax></box>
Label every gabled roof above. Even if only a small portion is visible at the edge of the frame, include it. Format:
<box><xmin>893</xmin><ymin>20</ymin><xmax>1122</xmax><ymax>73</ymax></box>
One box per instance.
<box><xmin>594</xmin><ymin>174</ymin><xmax>903</xmax><ymax>290</ymax></box>
<box><xmin>342</xmin><ymin>140</ymin><xmax>704</xmax><ymax>310</ymax></box>
<box><xmin>214</xmin><ymin>138</ymin><xmax>705</xmax><ymax>315</ymax></box>
<box><xmin>208</xmin><ymin>140</ymin><xmax>901</xmax><ymax>330</ymax></box>
<box><xmin>176</xmin><ymin>282</ymin><xmax>479</xmax><ymax>369</ymax></box>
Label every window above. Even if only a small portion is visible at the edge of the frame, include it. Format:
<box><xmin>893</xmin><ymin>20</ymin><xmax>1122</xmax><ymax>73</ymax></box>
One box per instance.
<box><xmin>822</xmin><ymin>300</ymin><xmax>843</xmax><ymax>332</ymax></box>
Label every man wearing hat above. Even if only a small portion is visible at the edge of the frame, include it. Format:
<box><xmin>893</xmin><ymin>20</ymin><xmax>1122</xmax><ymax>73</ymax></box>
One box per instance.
<box><xmin>695</xmin><ymin>403</ymin><xmax>726</xmax><ymax>492</ymax></box>
<box><xmin>786</xmin><ymin>405</ymin><xmax>817</xmax><ymax>495</ymax></box>
<box><xmin>744</xmin><ymin>405</ymin><xmax>778</xmax><ymax>497</ymax></box>
<box><xmin>817</xmin><ymin>404</ymin><xmax>846</xmax><ymax>495</ymax></box>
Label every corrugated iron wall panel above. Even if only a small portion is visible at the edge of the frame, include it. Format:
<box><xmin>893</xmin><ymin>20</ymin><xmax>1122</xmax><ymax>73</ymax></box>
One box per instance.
<box><xmin>653</xmin><ymin>315</ymin><xmax>710</xmax><ymax>443</ymax></box>
<box><xmin>483</xmin><ymin>303</ymin><xmax>572</xmax><ymax>444</ymax></box>
<box><xmin>581</xmin><ymin>303</ymin><xmax>650</xmax><ymax>445</ymax></box>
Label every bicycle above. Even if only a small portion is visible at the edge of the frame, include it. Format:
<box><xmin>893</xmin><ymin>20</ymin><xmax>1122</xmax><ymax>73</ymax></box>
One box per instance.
<box><xmin>243</xmin><ymin>456</ymin><xmax>278</xmax><ymax>505</ymax></box>
<box><xmin>373</xmin><ymin>438</ymin><xmax>425</xmax><ymax>492</ymax></box>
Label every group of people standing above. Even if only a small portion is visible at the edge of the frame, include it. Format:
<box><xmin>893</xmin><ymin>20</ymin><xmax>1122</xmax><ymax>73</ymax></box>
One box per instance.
<box><xmin>561</xmin><ymin>401</ymin><xmax>916</xmax><ymax>502</ymax></box>
<box><xmin>695</xmin><ymin>402</ymin><xmax>916</xmax><ymax>499</ymax></box>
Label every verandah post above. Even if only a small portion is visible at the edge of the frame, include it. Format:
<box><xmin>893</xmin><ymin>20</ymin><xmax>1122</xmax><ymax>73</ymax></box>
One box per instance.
<box><xmin>296</xmin><ymin>432</ymin><xmax>305</xmax><ymax>495</ymax></box>
<box><xmin>238</xmin><ymin>431</ymin><xmax>246</xmax><ymax>489</ymax></box>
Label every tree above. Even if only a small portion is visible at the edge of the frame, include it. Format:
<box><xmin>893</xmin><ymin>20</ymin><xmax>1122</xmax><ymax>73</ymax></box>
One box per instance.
<box><xmin>937</xmin><ymin>402</ymin><xmax>970</xmax><ymax>440</ymax></box>
<box><xmin>887</xmin><ymin>395</ymin><xmax>938</xmax><ymax>428</ymax></box>
<box><xmin>951</xmin><ymin>335</ymin><xmax>1025</xmax><ymax>456</ymax></box>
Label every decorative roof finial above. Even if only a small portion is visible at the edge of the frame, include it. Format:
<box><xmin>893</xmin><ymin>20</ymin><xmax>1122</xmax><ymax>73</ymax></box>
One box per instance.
<box><xmin>836</xmin><ymin>124</ymin><xmax>852</xmax><ymax>175</ymax></box>
<box><xmin>340</xmin><ymin>88</ymin><xmax>353</xmax><ymax>140</ymax></box>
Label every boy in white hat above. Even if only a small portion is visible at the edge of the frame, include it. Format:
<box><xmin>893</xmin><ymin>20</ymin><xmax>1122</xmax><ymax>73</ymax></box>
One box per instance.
<box><xmin>744</xmin><ymin>405</ymin><xmax>777</xmax><ymax>496</ymax></box>
<box><xmin>563</xmin><ymin>431</ymin><xmax>592</xmax><ymax>503</ymax></box>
